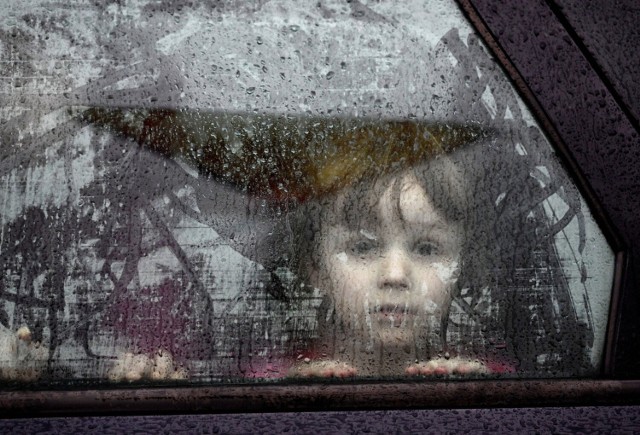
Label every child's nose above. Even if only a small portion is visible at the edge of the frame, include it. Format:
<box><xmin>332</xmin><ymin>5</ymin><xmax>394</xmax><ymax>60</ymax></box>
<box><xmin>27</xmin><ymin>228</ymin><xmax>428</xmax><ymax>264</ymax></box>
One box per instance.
<box><xmin>377</xmin><ymin>248</ymin><xmax>412</xmax><ymax>290</ymax></box>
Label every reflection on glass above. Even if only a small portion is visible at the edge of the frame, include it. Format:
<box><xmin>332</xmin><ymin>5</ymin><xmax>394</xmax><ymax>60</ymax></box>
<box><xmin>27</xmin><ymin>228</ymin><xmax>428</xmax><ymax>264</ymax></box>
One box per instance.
<box><xmin>81</xmin><ymin>109</ymin><xmax>483</xmax><ymax>202</ymax></box>
<box><xmin>0</xmin><ymin>0</ymin><xmax>613</xmax><ymax>385</ymax></box>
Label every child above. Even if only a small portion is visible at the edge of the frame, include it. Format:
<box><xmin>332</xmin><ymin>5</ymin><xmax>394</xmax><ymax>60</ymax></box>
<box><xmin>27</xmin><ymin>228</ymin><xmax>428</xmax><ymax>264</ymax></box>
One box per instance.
<box><xmin>285</xmin><ymin>149</ymin><xmax>498</xmax><ymax>378</ymax></box>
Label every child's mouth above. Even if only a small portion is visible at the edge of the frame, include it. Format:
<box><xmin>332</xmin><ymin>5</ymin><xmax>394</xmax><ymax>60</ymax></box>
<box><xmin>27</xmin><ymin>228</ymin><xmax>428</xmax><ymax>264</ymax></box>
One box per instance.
<box><xmin>371</xmin><ymin>305</ymin><xmax>417</xmax><ymax>327</ymax></box>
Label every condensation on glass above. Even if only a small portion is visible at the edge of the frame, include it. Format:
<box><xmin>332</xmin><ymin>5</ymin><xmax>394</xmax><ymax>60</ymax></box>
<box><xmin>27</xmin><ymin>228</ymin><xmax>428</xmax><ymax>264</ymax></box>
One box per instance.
<box><xmin>0</xmin><ymin>0</ymin><xmax>613</xmax><ymax>385</ymax></box>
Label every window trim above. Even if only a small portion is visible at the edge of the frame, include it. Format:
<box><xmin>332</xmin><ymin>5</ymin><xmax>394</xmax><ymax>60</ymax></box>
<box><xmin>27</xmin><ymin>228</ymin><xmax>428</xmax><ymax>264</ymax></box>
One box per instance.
<box><xmin>0</xmin><ymin>380</ymin><xmax>639</xmax><ymax>416</ymax></box>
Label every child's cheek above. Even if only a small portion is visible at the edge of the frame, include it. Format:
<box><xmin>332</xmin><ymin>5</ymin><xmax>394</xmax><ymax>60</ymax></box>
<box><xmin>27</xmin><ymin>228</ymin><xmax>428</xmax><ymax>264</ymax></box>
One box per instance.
<box><xmin>419</xmin><ymin>281</ymin><xmax>441</xmax><ymax>313</ymax></box>
<box><xmin>431</xmin><ymin>260</ymin><xmax>460</xmax><ymax>285</ymax></box>
<box><xmin>418</xmin><ymin>262</ymin><xmax>458</xmax><ymax>306</ymax></box>
<box><xmin>335</xmin><ymin>251</ymin><xmax>349</xmax><ymax>265</ymax></box>
<box><xmin>327</xmin><ymin>254</ymin><xmax>352</xmax><ymax>318</ymax></box>
<box><xmin>329</xmin><ymin>258</ymin><xmax>370</xmax><ymax>310</ymax></box>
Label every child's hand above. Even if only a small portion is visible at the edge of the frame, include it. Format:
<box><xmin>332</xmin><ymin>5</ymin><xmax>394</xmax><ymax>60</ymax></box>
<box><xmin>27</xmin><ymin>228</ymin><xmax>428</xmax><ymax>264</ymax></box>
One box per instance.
<box><xmin>405</xmin><ymin>356</ymin><xmax>489</xmax><ymax>377</ymax></box>
<box><xmin>0</xmin><ymin>325</ymin><xmax>48</xmax><ymax>382</ymax></box>
<box><xmin>107</xmin><ymin>349</ymin><xmax>188</xmax><ymax>382</ymax></box>
<box><xmin>288</xmin><ymin>359</ymin><xmax>357</xmax><ymax>378</ymax></box>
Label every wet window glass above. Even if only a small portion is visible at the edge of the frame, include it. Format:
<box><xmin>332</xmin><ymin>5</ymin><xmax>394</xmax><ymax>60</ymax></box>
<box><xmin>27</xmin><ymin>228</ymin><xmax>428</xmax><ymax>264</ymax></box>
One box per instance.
<box><xmin>0</xmin><ymin>0</ymin><xmax>613</xmax><ymax>384</ymax></box>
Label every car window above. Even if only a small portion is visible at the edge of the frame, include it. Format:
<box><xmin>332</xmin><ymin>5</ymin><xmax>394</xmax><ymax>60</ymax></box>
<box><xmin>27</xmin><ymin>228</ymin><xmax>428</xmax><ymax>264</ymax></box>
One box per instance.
<box><xmin>0</xmin><ymin>0</ymin><xmax>613</xmax><ymax>385</ymax></box>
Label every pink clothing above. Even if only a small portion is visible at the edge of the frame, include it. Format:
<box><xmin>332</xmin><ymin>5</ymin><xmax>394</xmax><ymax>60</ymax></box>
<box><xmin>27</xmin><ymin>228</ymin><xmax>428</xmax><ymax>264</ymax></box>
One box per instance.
<box><xmin>243</xmin><ymin>349</ymin><xmax>516</xmax><ymax>379</ymax></box>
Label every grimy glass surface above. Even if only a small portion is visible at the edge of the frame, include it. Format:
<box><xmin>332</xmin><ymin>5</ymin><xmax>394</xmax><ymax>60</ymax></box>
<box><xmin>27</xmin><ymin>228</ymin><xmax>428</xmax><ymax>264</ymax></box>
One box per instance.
<box><xmin>0</xmin><ymin>0</ymin><xmax>613</xmax><ymax>385</ymax></box>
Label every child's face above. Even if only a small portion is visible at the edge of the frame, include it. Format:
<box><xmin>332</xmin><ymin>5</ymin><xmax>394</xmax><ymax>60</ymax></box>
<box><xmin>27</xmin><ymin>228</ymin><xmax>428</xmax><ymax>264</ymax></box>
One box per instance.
<box><xmin>317</xmin><ymin>172</ymin><xmax>462</xmax><ymax>356</ymax></box>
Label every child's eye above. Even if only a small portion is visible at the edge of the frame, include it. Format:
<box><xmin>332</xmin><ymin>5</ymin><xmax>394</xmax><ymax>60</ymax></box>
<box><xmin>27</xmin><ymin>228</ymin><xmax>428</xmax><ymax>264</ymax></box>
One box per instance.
<box><xmin>414</xmin><ymin>241</ymin><xmax>438</xmax><ymax>257</ymax></box>
<box><xmin>350</xmin><ymin>239</ymin><xmax>378</xmax><ymax>256</ymax></box>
